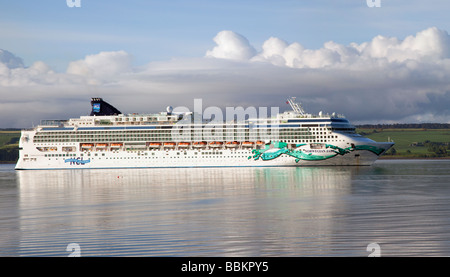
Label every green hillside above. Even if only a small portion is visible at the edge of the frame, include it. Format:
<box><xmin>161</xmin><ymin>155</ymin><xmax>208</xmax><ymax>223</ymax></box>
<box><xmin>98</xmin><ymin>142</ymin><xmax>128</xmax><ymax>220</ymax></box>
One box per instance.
<box><xmin>357</xmin><ymin>128</ymin><xmax>450</xmax><ymax>158</ymax></box>
<box><xmin>0</xmin><ymin>131</ymin><xmax>20</xmax><ymax>163</ymax></box>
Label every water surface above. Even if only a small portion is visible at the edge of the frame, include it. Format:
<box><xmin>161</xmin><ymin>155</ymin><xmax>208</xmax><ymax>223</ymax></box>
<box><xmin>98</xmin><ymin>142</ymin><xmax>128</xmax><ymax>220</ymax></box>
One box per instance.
<box><xmin>1</xmin><ymin>160</ymin><xmax>449</xmax><ymax>256</ymax></box>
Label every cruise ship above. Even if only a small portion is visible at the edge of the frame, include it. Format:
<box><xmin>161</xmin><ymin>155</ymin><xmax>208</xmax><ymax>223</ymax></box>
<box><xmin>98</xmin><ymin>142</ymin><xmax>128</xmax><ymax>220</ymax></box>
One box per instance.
<box><xmin>15</xmin><ymin>97</ymin><xmax>394</xmax><ymax>170</ymax></box>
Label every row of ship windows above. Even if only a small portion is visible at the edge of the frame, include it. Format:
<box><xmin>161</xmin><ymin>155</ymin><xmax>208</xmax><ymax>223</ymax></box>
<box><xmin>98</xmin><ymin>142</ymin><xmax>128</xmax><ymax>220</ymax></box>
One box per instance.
<box><xmin>52</xmin><ymin>155</ymin><xmax>252</xmax><ymax>159</ymax></box>
<box><xmin>35</xmin><ymin>134</ymin><xmax>287</xmax><ymax>140</ymax></box>
<box><xmin>34</xmin><ymin>130</ymin><xmax>320</xmax><ymax>138</ymax></box>
<box><xmin>34</xmin><ymin>135</ymin><xmax>338</xmax><ymax>143</ymax></box>
<box><xmin>37</xmin><ymin>126</ymin><xmax>338</xmax><ymax>136</ymax></box>
<box><xmin>45</xmin><ymin>151</ymin><xmax>247</xmax><ymax>157</ymax></box>
<box><xmin>35</xmin><ymin>131</ymin><xmax>330</xmax><ymax>136</ymax></box>
<box><xmin>47</xmin><ymin>155</ymin><xmax>254</xmax><ymax>160</ymax></box>
<box><xmin>37</xmin><ymin>129</ymin><xmax>315</xmax><ymax>134</ymax></box>
<box><xmin>35</xmin><ymin>128</ymin><xmax>329</xmax><ymax>134</ymax></box>
<box><xmin>36</xmin><ymin>129</ymin><xmax>288</xmax><ymax>134</ymax></box>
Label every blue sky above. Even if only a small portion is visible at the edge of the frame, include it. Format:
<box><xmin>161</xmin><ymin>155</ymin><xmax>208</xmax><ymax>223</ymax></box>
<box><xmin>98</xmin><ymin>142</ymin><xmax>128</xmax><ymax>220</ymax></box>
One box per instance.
<box><xmin>1</xmin><ymin>1</ymin><xmax>450</xmax><ymax>127</ymax></box>
<box><xmin>3</xmin><ymin>0</ymin><xmax>449</xmax><ymax>70</ymax></box>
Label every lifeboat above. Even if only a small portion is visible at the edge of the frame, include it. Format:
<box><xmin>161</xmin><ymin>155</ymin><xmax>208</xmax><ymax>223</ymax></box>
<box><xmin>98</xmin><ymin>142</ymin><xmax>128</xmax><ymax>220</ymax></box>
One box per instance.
<box><xmin>81</xmin><ymin>143</ymin><xmax>94</xmax><ymax>148</ymax></box>
<box><xmin>193</xmin><ymin>142</ymin><xmax>207</xmax><ymax>148</ymax></box>
<box><xmin>110</xmin><ymin>143</ymin><xmax>123</xmax><ymax>147</ymax></box>
<box><xmin>256</xmin><ymin>141</ymin><xmax>264</xmax><ymax>145</ymax></box>
<box><xmin>178</xmin><ymin>142</ymin><xmax>190</xmax><ymax>147</ymax></box>
<box><xmin>242</xmin><ymin>141</ymin><xmax>254</xmax><ymax>147</ymax></box>
<box><xmin>149</xmin><ymin>142</ymin><xmax>162</xmax><ymax>148</ymax></box>
<box><xmin>96</xmin><ymin>143</ymin><xmax>108</xmax><ymax>147</ymax></box>
<box><xmin>163</xmin><ymin>142</ymin><xmax>176</xmax><ymax>148</ymax></box>
<box><xmin>209</xmin><ymin>141</ymin><xmax>223</xmax><ymax>148</ymax></box>
<box><xmin>225</xmin><ymin>141</ymin><xmax>239</xmax><ymax>148</ymax></box>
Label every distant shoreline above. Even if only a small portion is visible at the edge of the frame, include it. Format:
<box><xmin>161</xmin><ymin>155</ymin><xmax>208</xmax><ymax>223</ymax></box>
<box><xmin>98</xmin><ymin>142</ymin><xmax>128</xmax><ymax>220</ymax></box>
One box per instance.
<box><xmin>379</xmin><ymin>156</ymin><xmax>450</xmax><ymax>160</ymax></box>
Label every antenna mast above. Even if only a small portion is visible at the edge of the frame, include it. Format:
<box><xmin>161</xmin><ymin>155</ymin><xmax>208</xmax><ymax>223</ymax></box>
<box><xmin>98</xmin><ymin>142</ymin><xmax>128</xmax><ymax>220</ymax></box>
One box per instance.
<box><xmin>287</xmin><ymin>97</ymin><xmax>306</xmax><ymax>115</ymax></box>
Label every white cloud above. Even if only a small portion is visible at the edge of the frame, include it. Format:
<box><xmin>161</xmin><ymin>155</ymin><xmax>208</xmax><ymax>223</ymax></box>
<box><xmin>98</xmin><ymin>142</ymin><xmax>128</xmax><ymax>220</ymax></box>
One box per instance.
<box><xmin>66</xmin><ymin>50</ymin><xmax>133</xmax><ymax>82</ymax></box>
<box><xmin>360</xmin><ymin>27</ymin><xmax>450</xmax><ymax>63</ymax></box>
<box><xmin>211</xmin><ymin>27</ymin><xmax>450</xmax><ymax>70</ymax></box>
<box><xmin>1</xmin><ymin>27</ymin><xmax>450</xmax><ymax>128</ymax></box>
<box><xmin>251</xmin><ymin>37</ymin><xmax>303</xmax><ymax>67</ymax></box>
<box><xmin>205</xmin><ymin>30</ymin><xmax>256</xmax><ymax>61</ymax></box>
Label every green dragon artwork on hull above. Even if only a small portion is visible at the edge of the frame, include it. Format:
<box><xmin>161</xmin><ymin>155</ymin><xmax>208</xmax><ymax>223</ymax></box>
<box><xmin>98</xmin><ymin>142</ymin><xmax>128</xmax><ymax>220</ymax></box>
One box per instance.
<box><xmin>249</xmin><ymin>141</ymin><xmax>385</xmax><ymax>163</ymax></box>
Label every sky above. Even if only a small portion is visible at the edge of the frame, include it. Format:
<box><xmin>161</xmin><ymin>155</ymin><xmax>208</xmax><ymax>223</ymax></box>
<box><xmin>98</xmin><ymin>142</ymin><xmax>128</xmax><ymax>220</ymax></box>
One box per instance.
<box><xmin>1</xmin><ymin>0</ymin><xmax>450</xmax><ymax>127</ymax></box>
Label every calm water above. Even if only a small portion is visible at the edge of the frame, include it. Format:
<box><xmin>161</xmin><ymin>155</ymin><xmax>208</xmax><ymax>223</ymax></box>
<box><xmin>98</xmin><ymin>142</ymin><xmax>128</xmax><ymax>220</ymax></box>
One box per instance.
<box><xmin>0</xmin><ymin>160</ymin><xmax>449</xmax><ymax>257</ymax></box>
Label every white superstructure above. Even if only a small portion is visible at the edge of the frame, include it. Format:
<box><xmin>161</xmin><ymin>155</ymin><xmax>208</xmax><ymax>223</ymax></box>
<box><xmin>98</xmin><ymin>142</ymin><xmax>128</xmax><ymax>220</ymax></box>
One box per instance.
<box><xmin>15</xmin><ymin>97</ymin><xmax>394</xmax><ymax>170</ymax></box>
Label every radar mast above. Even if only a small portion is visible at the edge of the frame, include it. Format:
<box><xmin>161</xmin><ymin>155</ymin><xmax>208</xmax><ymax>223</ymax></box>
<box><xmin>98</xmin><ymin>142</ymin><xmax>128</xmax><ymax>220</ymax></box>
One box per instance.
<box><xmin>286</xmin><ymin>97</ymin><xmax>306</xmax><ymax>115</ymax></box>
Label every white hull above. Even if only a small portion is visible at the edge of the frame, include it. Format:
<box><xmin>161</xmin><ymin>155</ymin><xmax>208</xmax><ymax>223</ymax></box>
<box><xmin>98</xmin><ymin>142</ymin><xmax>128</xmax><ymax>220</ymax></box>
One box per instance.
<box><xmin>16</xmin><ymin>142</ymin><xmax>393</xmax><ymax>170</ymax></box>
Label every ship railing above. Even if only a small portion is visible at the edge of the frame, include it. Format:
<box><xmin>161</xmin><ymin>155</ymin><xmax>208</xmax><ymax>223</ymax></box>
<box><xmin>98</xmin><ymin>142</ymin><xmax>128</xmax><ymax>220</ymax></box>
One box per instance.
<box><xmin>39</xmin><ymin>120</ymin><xmax>69</xmax><ymax>126</ymax></box>
<box><xmin>291</xmin><ymin>113</ymin><xmax>346</xmax><ymax>119</ymax></box>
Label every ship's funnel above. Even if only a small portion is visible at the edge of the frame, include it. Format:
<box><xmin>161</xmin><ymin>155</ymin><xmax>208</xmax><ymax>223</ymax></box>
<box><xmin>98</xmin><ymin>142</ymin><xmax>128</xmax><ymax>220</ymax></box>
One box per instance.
<box><xmin>90</xmin><ymin>98</ymin><xmax>122</xmax><ymax>116</ymax></box>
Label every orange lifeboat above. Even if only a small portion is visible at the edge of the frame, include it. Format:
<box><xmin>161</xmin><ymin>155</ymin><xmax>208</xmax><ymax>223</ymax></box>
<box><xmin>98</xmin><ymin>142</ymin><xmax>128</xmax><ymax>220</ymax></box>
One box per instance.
<box><xmin>110</xmin><ymin>143</ymin><xmax>123</xmax><ymax>147</ymax></box>
<box><xmin>96</xmin><ymin>143</ymin><xmax>108</xmax><ymax>147</ymax></box>
<box><xmin>256</xmin><ymin>141</ymin><xmax>264</xmax><ymax>145</ymax></box>
<box><xmin>225</xmin><ymin>141</ymin><xmax>239</xmax><ymax>148</ymax></box>
<box><xmin>209</xmin><ymin>141</ymin><xmax>223</xmax><ymax>148</ymax></box>
<box><xmin>149</xmin><ymin>142</ymin><xmax>162</xmax><ymax>148</ymax></box>
<box><xmin>178</xmin><ymin>142</ymin><xmax>190</xmax><ymax>147</ymax></box>
<box><xmin>193</xmin><ymin>142</ymin><xmax>207</xmax><ymax>148</ymax></box>
<box><xmin>242</xmin><ymin>141</ymin><xmax>254</xmax><ymax>147</ymax></box>
<box><xmin>163</xmin><ymin>142</ymin><xmax>176</xmax><ymax>148</ymax></box>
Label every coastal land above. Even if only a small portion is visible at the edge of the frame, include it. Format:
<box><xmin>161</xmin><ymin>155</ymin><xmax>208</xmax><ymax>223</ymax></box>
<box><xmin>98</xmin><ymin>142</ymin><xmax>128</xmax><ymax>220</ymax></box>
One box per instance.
<box><xmin>1</xmin><ymin>123</ymin><xmax>449</xmax><ymax>163</ymax></box>
<box><xmin>357</xmin><ymin>123</ymin><xmax>450</xmax><ymax>159</ymax></box>
<box><xmin>0</xmin><ymin>130</ymin><xmax>20</xmax><ymax>164</ymax></box>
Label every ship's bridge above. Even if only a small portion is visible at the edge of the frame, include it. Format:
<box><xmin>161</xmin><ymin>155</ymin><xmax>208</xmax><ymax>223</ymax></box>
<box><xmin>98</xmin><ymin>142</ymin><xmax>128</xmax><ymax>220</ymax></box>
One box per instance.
<box><xmin>281</xmin><ymin>97</ymin><xmax>355</xmax><ymax>133</ymax></box>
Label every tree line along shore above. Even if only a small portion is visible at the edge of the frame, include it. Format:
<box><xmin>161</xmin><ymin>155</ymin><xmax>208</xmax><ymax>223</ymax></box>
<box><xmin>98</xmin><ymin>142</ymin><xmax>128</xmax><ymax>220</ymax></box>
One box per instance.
<box><xmin>0</xmin><ymin>130</ymin><xmax>20</xmax><ymax>163</ymax></box>
<box><xmin>1</xmin><ymin>124</ymin><xmax>449</xmax><ymax>163</ymax></box>
<box><xmin>356</xmin><ymin>126</ymin><xmax>450</xmax><ymax>159</ymax></box>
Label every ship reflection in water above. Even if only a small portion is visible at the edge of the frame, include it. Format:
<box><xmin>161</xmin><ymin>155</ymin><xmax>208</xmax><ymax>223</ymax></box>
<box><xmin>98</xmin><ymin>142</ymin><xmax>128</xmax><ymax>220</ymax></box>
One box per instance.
<box><xmin>16</xmin><ymin>167</ymin><xmax>353</xmax><ymax>256</ymax></box>
<box><xmin>15</xmin><ymin>161</ymin><xmax>450</xmax><ymax>256</ymax></box>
